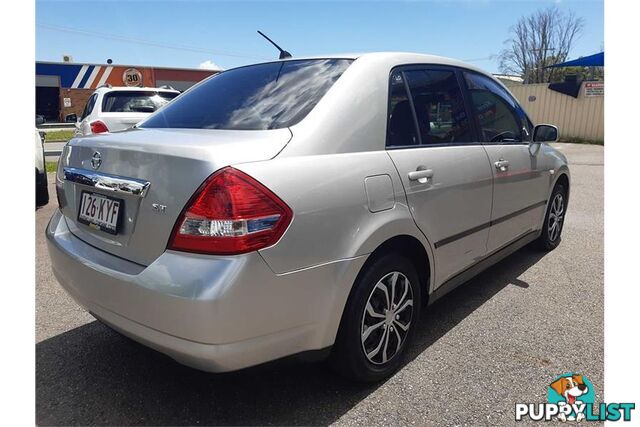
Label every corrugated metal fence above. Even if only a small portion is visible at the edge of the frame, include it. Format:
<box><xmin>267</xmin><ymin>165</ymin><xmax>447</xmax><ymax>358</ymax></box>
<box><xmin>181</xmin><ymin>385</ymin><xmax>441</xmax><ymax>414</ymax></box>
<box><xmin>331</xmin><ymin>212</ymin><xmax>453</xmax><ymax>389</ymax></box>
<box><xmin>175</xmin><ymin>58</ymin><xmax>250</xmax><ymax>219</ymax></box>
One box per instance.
<box><xmin>508</xmin><ymin>82</ymin><xmax>604</xmax><ymax>142</ymax></box>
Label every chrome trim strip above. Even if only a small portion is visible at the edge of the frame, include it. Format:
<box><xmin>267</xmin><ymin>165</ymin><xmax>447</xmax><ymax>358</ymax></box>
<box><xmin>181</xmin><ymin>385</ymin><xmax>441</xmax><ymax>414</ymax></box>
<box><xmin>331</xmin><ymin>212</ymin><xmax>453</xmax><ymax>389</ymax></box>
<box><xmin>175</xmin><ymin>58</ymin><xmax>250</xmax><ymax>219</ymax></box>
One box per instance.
<box><xmin>63</xmin><ymin>167</ymin><xmax>150</xmax><ymax>198</ymax></box>
<box><xmin>433</xmin><ymin>200</ymin><xmax>547</xmax><ymax>249</ymax></box>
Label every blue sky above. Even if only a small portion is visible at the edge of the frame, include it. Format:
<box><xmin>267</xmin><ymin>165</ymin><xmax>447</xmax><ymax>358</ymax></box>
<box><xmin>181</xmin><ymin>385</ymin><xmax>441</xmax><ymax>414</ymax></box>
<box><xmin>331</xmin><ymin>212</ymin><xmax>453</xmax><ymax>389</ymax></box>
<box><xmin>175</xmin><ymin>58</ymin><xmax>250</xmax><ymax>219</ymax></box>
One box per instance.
<box><xmin>36</xmin><ymin>0</ymin><xmax>604</xmax><ymax>73</ymax></box>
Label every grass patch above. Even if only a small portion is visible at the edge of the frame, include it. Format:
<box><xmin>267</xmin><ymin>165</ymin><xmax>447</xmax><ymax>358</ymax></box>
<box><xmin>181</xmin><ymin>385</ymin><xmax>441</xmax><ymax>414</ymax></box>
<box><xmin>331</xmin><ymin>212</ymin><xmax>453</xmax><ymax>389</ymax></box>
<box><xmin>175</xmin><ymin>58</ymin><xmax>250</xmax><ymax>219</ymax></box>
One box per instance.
<box><xmin>45</xmin><ymin>130</ymin><xmax>74</xmax><ymax>142</ymax></box>
<box><xmin>46</xmin><ymin>161</ymin><xmax>58</xmax><ymax>173</ymax></box>
<box><xmin>559</xmin><ymin>137</ymin><xmax>604</xmax><ymax>146</ymax></box>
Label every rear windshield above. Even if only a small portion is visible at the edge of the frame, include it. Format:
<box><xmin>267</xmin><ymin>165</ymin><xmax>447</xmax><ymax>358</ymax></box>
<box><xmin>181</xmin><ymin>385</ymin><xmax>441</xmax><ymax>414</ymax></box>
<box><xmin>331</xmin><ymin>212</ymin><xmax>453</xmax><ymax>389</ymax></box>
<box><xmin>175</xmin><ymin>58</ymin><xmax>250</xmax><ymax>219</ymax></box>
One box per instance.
<box><xmin>102</xmin><ymin>91</ymin><xmax>178</xmax><ymax>113</ymax></box>
<box><xmin>140</xmin><ymin>59</ymin><xmax>353</xmax><ymax>130</ymax></box>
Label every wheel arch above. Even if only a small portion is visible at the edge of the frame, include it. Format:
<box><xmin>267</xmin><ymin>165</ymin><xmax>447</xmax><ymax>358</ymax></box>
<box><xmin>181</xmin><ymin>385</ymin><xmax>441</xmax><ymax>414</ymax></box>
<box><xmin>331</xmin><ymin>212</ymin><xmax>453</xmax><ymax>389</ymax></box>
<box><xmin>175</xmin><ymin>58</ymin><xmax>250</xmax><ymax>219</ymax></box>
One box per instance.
<box><xmin>325</xmin><ymin>211</ymin><xmax>436</xmax><ymax>350</ymax></box>
<box><xmin>554</xmin><ymin>171</ymin><xmax>570</xmax><ymax>206</ymax></box>
<box><xmin>330</xmin><ymin>233</ymin><xmax>433</xmax><ymax>362</ymax></box>
<box><xmin>355</xmin><ymin>234</ymin><xmax>432</xmax><ymax>307</ymax></box>
<box><xmin>552</xmin><ymin>171</ymin><xmax>571</xmax><ymax>200</ymax></box>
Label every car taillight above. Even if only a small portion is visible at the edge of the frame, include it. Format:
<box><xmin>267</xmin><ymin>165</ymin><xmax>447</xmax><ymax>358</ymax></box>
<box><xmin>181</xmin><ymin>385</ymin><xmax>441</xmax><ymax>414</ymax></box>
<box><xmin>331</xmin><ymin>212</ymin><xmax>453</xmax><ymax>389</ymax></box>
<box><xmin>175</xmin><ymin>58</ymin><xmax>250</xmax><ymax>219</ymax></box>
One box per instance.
<box><xmin>168</xmin><ymin>167</ymin><xmax>293</xmax><ymax>255</ymax></box>
<box><xmin>90</xmin><ymin>120</ymin><xmax>109</xmax><ymax>134</ymax></box>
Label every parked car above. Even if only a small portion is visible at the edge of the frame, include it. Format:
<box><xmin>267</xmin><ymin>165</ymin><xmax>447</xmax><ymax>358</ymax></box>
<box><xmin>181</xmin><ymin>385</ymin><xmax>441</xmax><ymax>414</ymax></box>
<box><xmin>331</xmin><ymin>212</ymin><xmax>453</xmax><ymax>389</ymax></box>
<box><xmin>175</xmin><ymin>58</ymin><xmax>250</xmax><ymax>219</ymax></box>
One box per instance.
<box><xmin>47</xmin><ymin>53</ymin><xmax>568</xmax><ymax>382</ymax></box>
<box><xmin>74</xmin><ymin>86</ymin><xmax>180</xmax><ymax>136</ymax></box>
<box><xmin>35</xmin><ymin>129</ymin><xmax>49</xmax><ymax>206</ymax></box>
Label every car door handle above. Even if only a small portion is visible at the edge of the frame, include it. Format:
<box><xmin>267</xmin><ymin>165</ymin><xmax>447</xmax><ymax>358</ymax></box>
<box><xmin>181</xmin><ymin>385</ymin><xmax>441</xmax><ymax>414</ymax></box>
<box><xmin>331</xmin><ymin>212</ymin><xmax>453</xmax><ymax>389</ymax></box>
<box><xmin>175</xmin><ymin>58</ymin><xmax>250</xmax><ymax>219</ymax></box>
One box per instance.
<box><xmin>495</xmin><ymin>159</ymin><xmax>510</xmax><ymax>171</ymax></box>
<box><xmin>408</xmin><ymin>169</ymin><xmax>434</xmax><ymax>181</ymax></box>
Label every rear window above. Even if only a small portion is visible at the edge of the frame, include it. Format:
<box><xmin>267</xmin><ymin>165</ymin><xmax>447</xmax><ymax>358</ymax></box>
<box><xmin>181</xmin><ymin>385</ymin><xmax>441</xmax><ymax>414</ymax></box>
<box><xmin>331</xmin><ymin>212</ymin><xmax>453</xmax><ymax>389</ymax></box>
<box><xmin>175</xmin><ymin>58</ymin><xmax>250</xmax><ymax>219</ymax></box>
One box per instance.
<box><xmin>140</xmin><ymin>59</ymin><xmax>353</xmax><ymax>130</ymax></box>
<box><xmin>102</xmin><ymin>91</ymin><xmax>178</xmax><ymax>113</ymax></box>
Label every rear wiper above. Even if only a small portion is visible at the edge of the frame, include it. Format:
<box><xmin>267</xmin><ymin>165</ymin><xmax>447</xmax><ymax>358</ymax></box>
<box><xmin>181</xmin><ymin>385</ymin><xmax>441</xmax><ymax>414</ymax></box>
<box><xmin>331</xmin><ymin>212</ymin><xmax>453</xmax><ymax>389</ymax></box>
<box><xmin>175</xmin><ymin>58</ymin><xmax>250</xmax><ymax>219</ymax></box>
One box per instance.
<box><xmin>130</xmin><ymin>106</ymin><xmax>156</xmax><ymax>113</ymax></box>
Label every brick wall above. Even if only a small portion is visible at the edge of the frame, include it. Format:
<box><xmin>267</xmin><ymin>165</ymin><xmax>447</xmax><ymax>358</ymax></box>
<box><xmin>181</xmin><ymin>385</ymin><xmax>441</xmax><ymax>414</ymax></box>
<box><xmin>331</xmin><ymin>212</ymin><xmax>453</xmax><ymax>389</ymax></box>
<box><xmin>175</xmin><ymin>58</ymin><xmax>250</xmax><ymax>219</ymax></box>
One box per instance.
<box><xmin>59</xmin><ymin>88</ymin><xmax>94</xmax><ymax>121</ymax></box>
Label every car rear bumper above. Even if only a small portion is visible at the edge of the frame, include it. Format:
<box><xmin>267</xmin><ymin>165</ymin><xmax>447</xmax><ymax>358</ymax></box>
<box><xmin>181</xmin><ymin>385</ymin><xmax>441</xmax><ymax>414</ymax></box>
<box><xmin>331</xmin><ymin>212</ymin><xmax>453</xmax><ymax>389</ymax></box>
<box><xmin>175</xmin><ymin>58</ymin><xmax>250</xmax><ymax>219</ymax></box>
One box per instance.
<box><xmin>46</xmin><ymin>209</ymin><xmax>367</xmax><ymax>372</ymax></box>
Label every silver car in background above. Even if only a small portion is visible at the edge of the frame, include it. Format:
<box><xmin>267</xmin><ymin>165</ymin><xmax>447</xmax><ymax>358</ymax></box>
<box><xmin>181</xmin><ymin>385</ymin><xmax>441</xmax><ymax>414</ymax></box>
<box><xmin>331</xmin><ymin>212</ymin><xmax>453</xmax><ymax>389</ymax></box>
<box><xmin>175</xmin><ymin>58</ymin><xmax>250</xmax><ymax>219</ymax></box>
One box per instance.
<box><xmin>47</xmin><ymin>53</ymin><xmax>569</xmax><ymax>382</ymax></box>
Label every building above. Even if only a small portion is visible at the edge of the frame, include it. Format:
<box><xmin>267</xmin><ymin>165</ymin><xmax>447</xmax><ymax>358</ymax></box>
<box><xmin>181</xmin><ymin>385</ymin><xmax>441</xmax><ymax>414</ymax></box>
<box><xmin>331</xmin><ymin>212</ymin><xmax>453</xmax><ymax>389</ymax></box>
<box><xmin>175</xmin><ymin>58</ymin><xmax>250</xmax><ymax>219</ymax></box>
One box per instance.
<box><xmin>36</xmin><ymin>61</ymin><xmax>219</xmax><ymax>122</ymax></box>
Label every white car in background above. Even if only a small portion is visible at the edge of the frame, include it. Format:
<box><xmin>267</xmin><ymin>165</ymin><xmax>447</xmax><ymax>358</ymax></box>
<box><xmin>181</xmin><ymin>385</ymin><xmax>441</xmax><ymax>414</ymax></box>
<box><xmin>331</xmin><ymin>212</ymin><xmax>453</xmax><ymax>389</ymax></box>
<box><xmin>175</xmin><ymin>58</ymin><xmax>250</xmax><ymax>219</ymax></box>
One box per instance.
<box><xmin>74</xmin><ymin>86</ymin><xmax>180</xmax><ymax>136</ymax></box>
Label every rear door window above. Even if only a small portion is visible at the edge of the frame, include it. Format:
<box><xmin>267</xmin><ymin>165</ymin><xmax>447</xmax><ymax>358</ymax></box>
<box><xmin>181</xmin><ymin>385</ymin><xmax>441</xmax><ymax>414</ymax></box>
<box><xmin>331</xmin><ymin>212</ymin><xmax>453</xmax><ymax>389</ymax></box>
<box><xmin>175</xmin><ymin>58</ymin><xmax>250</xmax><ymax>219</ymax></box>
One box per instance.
<box><xmin>464</xmin><ymin>72</ymin><xmax>529</xmax><ymax>143</ymax></box>
<box><xmin>102</xmin><ymin>91</ymin><xmax>178</xmax><ymax>113</ymax></box>
<box><xmin>140</xmin><ymin>59</ymin><xmax>353</xmax><ymax>130</ymax></box>
<box><xmin>403</xmin><ymin>69</ymin><xmax>473</xmax><ymax>145</ymax></box>
<box><xmin>387</xmin><ymin>67</ymin><xmax>474</xmax><ymax>148</ymax></box>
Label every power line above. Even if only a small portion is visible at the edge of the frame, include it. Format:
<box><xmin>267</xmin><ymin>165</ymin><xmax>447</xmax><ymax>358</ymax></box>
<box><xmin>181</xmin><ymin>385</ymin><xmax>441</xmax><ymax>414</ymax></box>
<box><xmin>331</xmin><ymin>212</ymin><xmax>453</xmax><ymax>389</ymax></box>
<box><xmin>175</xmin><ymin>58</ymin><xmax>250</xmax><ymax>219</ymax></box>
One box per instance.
<box><xmin>37</xmin><ymin>22</ymin><xmax>268</xmax><ymax>60</ymax></box>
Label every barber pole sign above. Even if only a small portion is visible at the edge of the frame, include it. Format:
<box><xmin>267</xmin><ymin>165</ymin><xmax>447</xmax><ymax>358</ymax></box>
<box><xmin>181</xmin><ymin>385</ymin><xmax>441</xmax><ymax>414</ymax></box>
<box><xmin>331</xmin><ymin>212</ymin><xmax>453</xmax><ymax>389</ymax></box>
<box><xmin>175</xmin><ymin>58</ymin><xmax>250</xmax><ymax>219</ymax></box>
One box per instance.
<box><xmin>68</xmin><ymin>65</ymin><xmax>115</xmax><ymax>89</ymax></box>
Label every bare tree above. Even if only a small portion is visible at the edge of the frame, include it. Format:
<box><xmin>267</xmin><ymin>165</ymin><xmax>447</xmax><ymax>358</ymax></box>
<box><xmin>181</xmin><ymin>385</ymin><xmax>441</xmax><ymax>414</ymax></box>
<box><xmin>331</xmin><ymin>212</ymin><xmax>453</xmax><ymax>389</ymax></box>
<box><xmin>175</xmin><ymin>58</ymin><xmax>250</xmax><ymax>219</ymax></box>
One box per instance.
<box><xmin>499</xmin><ymin>7</ymin><xmax>584</xmax><ymax>83</ymax></box>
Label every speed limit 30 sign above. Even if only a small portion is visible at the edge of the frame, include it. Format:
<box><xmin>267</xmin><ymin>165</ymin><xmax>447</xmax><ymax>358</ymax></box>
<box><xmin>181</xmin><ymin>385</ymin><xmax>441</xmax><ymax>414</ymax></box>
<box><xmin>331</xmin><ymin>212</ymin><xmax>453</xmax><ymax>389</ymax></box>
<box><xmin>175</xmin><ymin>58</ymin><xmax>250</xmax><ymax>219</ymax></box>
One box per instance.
<box><xmin>122</xmin><ymin>68</ymin><xmax>143</xmax><ymax>87</ymax></box>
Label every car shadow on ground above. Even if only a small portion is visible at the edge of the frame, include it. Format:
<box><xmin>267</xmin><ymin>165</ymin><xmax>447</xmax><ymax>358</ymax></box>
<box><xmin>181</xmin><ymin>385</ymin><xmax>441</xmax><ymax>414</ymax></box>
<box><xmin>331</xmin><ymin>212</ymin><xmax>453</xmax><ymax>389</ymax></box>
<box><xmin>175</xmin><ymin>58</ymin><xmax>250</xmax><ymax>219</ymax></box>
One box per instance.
<box><xmin>36</xmin><ymin>246</ymin><xmax>547</xmax><ymax>426</ymax></box>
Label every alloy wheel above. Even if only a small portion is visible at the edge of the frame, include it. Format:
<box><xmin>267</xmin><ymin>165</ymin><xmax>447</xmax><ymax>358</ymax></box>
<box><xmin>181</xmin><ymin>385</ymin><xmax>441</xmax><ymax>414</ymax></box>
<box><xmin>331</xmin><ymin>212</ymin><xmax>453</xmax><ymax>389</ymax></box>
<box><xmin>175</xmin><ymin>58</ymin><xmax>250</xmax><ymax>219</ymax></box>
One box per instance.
<box><xmin>360</xmin><ymin>271</ymin><xmax>414</xmax><ymax>365</ymax></box>
<box><xmin>548</xmin><ymin>193</ymin><xmax>565</xmax><ymax>242</ymax></box>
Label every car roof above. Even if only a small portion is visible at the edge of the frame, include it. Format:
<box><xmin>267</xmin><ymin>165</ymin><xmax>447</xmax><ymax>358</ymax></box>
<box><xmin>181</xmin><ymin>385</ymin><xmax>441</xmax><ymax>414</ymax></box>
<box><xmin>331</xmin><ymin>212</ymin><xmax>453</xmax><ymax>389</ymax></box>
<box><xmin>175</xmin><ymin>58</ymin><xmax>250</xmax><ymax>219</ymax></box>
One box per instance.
<box><xmin>240</xmin><ymin>51</ymin><xmax>494</xmax><ymax>79</ymax></box>
<box><xmin>94</xmin><ymin>86</ymin><xmax>180</xmax><ymax>94</ymax></box>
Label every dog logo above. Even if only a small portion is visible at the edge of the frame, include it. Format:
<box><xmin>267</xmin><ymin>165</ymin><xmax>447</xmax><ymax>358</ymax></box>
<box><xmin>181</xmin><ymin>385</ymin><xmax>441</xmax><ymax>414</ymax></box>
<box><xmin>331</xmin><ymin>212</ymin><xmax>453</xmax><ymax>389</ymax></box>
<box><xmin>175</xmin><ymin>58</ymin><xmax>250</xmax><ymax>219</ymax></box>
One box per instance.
<box><xmin>548</xmin><ymin>373</ymin><xmax>594</xmax><ymax>422</ymax></box>
<box><xmin>550</xmin><ymin>374</ymin><xmax>589</xmax><ymax>406</ymax></box>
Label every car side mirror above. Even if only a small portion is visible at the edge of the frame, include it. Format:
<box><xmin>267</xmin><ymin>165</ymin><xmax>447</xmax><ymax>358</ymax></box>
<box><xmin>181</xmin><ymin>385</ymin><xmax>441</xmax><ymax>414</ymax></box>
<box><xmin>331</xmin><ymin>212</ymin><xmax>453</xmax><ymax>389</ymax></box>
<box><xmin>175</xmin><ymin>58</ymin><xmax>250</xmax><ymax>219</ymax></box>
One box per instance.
<box><xmin>35</xmin><ymin>115</ymin><xmax>45</xmax><ymax>126</ymax></box>
<box><xmin>532</xmin><ymin>124</ymin><xmax>558</xmax><ymax>143</ymax></box>
<box><xmin>65</xmin><ymin>114</ymin><xmax>78</xmax><ymax>123</ymax></box>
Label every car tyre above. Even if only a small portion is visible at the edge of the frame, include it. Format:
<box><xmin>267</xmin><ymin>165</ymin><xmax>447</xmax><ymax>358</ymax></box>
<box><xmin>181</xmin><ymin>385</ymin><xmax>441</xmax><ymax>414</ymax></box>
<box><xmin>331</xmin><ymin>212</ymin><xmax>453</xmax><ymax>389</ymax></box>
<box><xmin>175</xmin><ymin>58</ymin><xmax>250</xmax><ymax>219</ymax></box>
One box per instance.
<box><xmin>331</xmin><ymin>253</ymin><xmax>421</xmax><ymax>383</ymax></box>
<box><xmin>36</xmin><ymin>169</ymin><xmax>49</xmax><ymax>207</ymax></box>
<box><xmin>535</xmin><ymin>183</ymin><xmax>567</xmax><ymax>251</ymax></box>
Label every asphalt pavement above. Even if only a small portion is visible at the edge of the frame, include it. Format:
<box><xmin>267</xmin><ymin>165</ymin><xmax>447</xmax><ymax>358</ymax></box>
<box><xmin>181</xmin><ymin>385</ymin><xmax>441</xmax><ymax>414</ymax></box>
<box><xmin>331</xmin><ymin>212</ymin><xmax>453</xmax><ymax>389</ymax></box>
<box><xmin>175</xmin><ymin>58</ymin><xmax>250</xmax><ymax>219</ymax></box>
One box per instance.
<box><xmin>35</xmin><ymin>143</ymin><xmax>604</xmax><ymax>426</ymax></box>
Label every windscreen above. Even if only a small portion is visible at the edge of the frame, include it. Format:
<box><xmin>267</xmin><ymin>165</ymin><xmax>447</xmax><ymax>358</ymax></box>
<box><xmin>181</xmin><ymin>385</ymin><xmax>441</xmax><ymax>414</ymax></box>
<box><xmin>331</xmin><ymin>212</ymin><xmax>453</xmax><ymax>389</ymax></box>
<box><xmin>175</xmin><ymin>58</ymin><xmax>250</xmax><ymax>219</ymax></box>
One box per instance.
<box><xmin>140</xmin><ymin>59</ymin><xmax>353</xmax><ymax>130</ymax></box>
<box><xmin>102</xmin><ymin>91</ymin><xmax>178</xmax><ymax>113</ymax></box>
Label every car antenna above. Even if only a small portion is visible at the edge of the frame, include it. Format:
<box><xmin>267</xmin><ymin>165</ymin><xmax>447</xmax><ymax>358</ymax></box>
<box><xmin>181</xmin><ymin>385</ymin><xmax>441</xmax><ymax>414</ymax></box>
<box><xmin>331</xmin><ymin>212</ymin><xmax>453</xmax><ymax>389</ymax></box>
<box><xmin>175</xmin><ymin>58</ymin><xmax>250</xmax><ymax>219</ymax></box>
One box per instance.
<box><xmin>257</xmin><ymin>30</ymin><xmax>292</xmax><ymax>59</ymax></box>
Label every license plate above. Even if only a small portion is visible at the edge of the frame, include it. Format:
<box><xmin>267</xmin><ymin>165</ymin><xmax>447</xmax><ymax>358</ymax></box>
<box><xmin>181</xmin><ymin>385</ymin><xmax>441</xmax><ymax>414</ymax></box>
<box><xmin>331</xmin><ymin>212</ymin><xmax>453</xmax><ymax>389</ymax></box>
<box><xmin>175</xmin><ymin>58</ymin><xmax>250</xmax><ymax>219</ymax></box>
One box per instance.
<box><xmin>78</xmin><ymin>191</ymin><xmax>123</xmax><ymax>235</ymax></box>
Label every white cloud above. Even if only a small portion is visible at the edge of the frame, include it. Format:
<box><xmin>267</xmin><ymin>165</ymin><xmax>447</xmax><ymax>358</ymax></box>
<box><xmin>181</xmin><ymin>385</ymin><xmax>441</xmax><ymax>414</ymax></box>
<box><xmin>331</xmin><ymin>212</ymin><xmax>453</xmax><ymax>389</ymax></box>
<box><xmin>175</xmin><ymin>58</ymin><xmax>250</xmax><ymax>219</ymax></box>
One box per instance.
<box><xmin>199</xmin><ymin>60</ymin><xmax>222</xmax><ymax>71</ymax></box>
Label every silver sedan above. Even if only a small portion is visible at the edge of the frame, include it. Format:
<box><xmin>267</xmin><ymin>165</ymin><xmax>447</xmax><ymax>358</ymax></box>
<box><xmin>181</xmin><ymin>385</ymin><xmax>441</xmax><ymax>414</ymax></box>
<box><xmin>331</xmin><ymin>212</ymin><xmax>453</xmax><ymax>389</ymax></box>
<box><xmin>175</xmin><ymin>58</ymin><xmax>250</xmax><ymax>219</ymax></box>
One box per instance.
<box><xmin>47</xmin><ymin>52</ymin><xmax>569</xmax><ymax>382</ymax></box>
